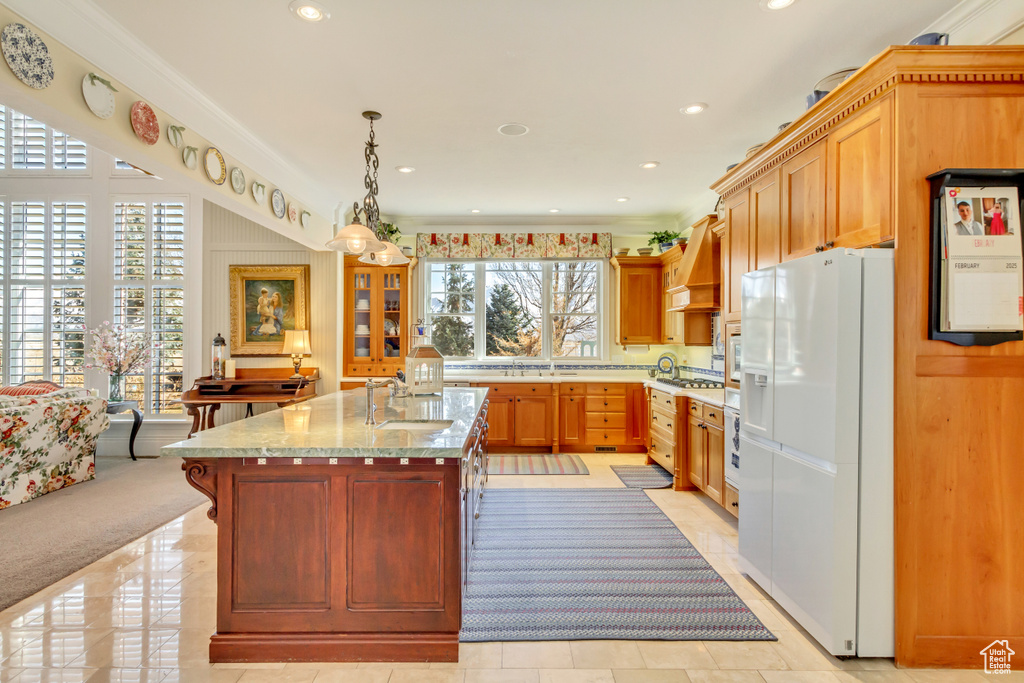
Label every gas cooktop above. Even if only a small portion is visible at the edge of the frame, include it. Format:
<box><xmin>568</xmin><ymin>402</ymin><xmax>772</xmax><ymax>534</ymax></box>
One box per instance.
<box><xmin>656</xmin><ymin>378</ymin><xmax>725</xmax><ymax>390</ymax></box>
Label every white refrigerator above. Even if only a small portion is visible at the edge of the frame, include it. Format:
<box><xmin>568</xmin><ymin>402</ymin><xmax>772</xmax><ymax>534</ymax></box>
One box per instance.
<box><xmin>737</xmin><ymin>248</ymin><xmax>894</xmax><ymax>658</ymax></box>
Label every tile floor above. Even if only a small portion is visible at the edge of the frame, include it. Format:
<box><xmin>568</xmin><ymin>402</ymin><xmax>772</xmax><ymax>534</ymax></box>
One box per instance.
<box><xmin>0</xmin><ymin>453</ymin><xmax>996</xmax><ymax>682</ymax></box>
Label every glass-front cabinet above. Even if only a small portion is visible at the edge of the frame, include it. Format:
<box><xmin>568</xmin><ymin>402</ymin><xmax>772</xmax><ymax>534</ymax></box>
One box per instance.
<box><xmin>344</xmin><ymin>256</ymin><xmax>410</xmax><ymax>377</ymax></box>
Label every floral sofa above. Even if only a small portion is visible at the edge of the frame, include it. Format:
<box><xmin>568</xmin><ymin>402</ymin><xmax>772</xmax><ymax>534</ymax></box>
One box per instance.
<box><xmin>0</xmin><ymin>386</ymin><xmax>109</xmax><ymax>509</ymax></box>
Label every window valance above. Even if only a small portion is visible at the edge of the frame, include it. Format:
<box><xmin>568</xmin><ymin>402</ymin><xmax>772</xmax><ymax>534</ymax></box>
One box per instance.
<box><xmin>415</xmin><ymin>232</ymin><xmax>612</xmax><ymax>259</ymax></box>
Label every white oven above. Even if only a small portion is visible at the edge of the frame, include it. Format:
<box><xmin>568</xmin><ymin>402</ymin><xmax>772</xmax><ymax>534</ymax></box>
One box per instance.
<box><xmin>724</xmin><ymin>388</ymin><xmax>741</xmax><ymax>489</ymax></box>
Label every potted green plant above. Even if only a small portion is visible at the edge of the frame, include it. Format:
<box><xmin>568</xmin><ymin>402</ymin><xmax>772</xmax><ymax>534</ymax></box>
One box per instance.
<box><xmin>378</xmin><ymin>221</ymin><xmax>401</xmax><ymax>242</ymax></box>
<box><xmin>648</xmin><ymin>230</ymin><xmax>682</xmax><ymax>254</ymax></box>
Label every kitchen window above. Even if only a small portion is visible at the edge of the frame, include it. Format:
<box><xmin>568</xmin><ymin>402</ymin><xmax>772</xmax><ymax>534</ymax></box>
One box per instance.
<box><xmin>424</xmin><ymin>259</ymin><xmax>603</xmax><ymax>360</ymax></box>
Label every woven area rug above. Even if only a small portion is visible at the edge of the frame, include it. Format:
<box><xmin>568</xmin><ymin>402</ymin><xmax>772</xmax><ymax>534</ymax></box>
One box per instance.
<box><xmin>487</xmin><ymin>453</ymin><xmax>589</xmax><ymax>475</ymax></box>
<box><xmin>611</xmin><ymin>464</ymin><xmax>674</xmax><ymax>489</ymax></box>
<box><xmin>460</xmin><ymin>488</ymin><xmax>775</xmax><ymax>642</ymax></box>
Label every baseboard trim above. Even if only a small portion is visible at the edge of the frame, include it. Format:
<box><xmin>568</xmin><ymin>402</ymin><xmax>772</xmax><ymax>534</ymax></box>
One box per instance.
<box><xmin>209</xmin><ymin>631</ymin><xmax>459</xmax><ymax>663</ymax></box>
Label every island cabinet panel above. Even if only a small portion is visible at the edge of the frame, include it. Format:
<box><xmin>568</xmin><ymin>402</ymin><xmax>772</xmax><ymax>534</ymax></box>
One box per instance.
<box><xmin>826</xmin><ymin>95</ymin><xmax>893</xmax><ymax>250</ymax></box>
<box><xmin>232</xmin><ymin>478</ymin><xmax>331</xmax><ymax>612</ymax></box>
<box><xmin>349</xmin><ymin>478</ymin><xmax>444</xmax><ymax>609</ymax></box>
<box><xmin>781</xmin><ymin>138</ymin><xmax>827</xmax><ymax>262</ymax></box>
<box><xmin>208</xmin><ymin>457</ymin><xmax>462</xmax><ymax>663</ymax></box>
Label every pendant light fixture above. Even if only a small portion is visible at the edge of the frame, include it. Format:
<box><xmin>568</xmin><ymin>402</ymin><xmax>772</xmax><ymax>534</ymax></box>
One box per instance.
<box><xmin>326</xmin><ymin>111</ymin><xmax>409</xmax><ymax>265</ymax></box>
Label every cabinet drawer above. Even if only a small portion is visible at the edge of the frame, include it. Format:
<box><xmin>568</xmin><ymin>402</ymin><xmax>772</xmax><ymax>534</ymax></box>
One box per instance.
<box><xmin>702</xmin><ymin>405</ymin><xmax>724</xmax><ymax>428</ymax></box>
<box><xmin>585</xmin><ymin>428</ymin><xmax>627</xmax><ymax>445</ymax></box>
<box><xmin>649</xmin><ymin>413</ymin><xmax>678</xmax><ymax>440</ymax></box>
<box><xmin>651</xmin><ymin>389</ymin><xmax>677</xmax><ymax>411</ymax></box>
<box><xmin>650</xmin><ymin>420</ymin><xmax>676</xmax><ymax>446</ymax></box>
<box><xmin>561</xmin><ymin>383</ymin><xmax>588</xmax><ymax>395</ymax></box>
<box><xmin>649</xmin><ymin>434</ymin><xmax>675</xmax><ymax>473</ymax></box>
<box><xmin>651</xmin><ymin>400</ymin><xmax>676</xmax><ymax>422</ymax></box>
<box><xmin>475</xmin><ymin>383</ymin><xmax>553</xmax><ymax>396</ymax></box>
<box><xmin>585</xmin><ymin>396</ymin><xmax>626</xmax><ymax>412</ymax></box>
<box><xmin>687</xmin><ymin>400</ymin><xmax>704</xmax><ymax>420</ymax></box>
<box><xmin>585</xmin><ymin>384</ymin><xmax>628</xmax><ymax>395</ymax></box>
<box><xmin>586</xmin><ymin>412</ymin><xmax>626</xmax><ymax>429</ymax></box>
<box><xmin>724</xmin><ymin>483</ymin><xmax>739</xmax><ymax>518</ymax></box>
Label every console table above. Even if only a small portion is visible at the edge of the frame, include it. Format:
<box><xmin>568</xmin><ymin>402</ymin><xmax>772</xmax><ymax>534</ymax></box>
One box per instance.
<box><xmin>180</xmin><ymin>368</ymin><xmax>319</xmax><ymax>438</ymax></box>
<box><xmin>106</xmin><ymin>400</ymin><xmax>143</xmax><ymax>460</ymax></box>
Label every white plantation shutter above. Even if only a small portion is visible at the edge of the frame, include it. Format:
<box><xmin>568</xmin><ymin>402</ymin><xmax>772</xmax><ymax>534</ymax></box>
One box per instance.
<box><xmin>10</xmin><ymin>201</ymin><xmax>46</xmax><ymax>278</ymax></box>
<box><xmin>52</xmin><ymin>202</ymin><xmax>87</xmax><ymax>279</ymax></box>
<box><xmin>8</xmin><ymin>284</ymin><xmax>46</xmax><ymax>383</ymax></box>
<box><xmin>114</xmin><ymin>202</ymin><xmax>147</xmax><ymax>280</ymax></box>
<box><xmin>153</xmin><ymin>202</ymin><xmax>185</xmax><ymax>280</ymax></box>
<box><xmin>10</xmin><ymin>110</ymin><xmax>47</xmax><ymax>170</ymax></box>
<box><xmin>51</xmin><ymin>285</ymin><xmax>86</xmax><ymax>388</ymax></box>
<box><xmin>52</xmin><ymin>129</ymin><xmax>88</xmax><ymax>171</ymax></box>
<box><xmin>0</xmin><ymin>105</ymin><xmax>5</xmax><ymax>169</ymax></box>
<box><xmin>152</xmin><ymin>286</ymin><xmax>185</xmax><ymax>412</ymax></box>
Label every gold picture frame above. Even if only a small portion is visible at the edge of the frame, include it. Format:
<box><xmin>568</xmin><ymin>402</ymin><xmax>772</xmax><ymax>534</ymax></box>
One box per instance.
<box><xmin>229</xmin><ymin>265</ymin><xmax>310</xmax><ymax>356</ymax></box>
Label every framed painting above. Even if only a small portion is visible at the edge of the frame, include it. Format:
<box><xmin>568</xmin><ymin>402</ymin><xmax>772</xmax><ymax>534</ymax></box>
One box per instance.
<box><xmin>229</xmin><ymin>265</ymin><xmax>310</xmax><ymax>356</ymax></box>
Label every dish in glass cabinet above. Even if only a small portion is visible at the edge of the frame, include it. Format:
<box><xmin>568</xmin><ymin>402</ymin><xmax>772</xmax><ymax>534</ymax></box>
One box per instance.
<box><xmin>271</xmin><ymin>189</ymin><xmax>286</xmax><ymax>218</ymax></box>
<box><xmin>251</xmin><ymin>181</ymin><xmax>266</xmax><ymax>205</ymax></box>
<box><xmin>204</xmin><ymin>147</ymin><xmax>227</xmax><ymax>185</ymax></box>
<box><xmin>383</xmin><ymin>319</ymin><xmax>399</xmax><ymax>336</ymax></box>
<box><xmin>130</xmin><ymin>101</ymin><xmax>160</xmax><ymax>145</ymax></box>
<box><xmin>230</xmin><ymin>167</ymin><xmax>245</xmax><ymax>194</ymax></box>
<box><xmin>82</xmin><ymin>73</ymin><xmax>115</xmax><ymax>119</ymax></box>
<box><xmin>2</xmin><ymin>23</ymin><xmax>54</xmax><ymax>90</ymax></box>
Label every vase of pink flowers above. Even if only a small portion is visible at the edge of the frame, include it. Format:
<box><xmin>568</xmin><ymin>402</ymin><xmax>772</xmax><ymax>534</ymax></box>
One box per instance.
<box><xmin>84</xmin><ymin>321</ymin><xmax>158</xmax><ymax>403</ymax></box>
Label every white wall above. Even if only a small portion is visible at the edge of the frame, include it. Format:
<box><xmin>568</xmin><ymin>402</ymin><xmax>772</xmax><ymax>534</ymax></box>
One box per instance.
<box><xmin>202</xmin><ymin>202</ymin><xmax>341</xmax><ymax>423</ymax></box>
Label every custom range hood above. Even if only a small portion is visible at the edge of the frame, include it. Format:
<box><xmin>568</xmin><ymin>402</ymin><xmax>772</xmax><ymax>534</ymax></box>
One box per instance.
<box><xmin>667</xmin><ymin>214</ymin><xmax>721</xmax><ymax>312</ymax></box>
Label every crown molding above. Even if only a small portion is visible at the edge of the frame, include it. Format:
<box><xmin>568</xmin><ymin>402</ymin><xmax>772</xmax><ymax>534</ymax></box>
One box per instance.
<box><xmin>922</xmin><ymin>0</ymin><xmax>1024</xmax><ymax>45</ymax></box>
<box><xmin>0</xmin><ymin>0</ymin><xmax>337</xmax><ymax>218</ymax></box>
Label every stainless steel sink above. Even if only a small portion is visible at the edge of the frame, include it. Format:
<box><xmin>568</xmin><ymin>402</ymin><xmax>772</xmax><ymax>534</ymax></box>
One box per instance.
<box><xmin>375</xmin><ymin>419</ymin><xmax>453</xmax><ymax>430</ymax></box>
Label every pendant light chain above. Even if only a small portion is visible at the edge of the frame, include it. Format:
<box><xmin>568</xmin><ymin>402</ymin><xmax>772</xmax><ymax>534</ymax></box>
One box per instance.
<box><xmin>362</xmin><ymin>116</ymin><xmax>381</xmax><ymax>237</ymax></box>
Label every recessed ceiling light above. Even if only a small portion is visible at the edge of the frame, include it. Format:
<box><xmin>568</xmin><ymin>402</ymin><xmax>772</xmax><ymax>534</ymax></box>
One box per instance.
<box><xmin>617</xmin><ymin>197</ymin><xmax>630</xmax><ymax>202</ymax></box>
<box><xmin>396</xmin><ymin>166</ymin><xmax>415</xmax><ymax>173</ymax></box>
<box><xmin>682</xmin><ymin>103</ymin><xmax>708</xmax><ymax>115</ymax></box>
<box><xmin>470</xmin><ymin>209</ymin><xmax>481</xmax><ymax>213</ymax></box>
<box><xmin>549</xmin><ymin>209</ymin><xmax>560</xmax><ymax>213</ymax></box>
<box><xmin>498</xmin><ymin>123</ymin><xmax>530</xmax><ymax>137</ymax></box>
<box><xmin>289</xmin><ymin>1</ymin><xmax>330</xmax><ymax>21</ymax></box>
<box><xmin>760</xmin><ymin>0</ymin><xmax>796</xmax><ymax>10</ymax></box>
<box><xmin>640</xmin><ymin>161</ymin><xmax>660</xmax><ymax>169</ymax></box>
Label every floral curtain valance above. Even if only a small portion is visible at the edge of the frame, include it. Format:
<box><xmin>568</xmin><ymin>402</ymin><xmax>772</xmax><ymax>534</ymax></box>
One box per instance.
<box><xmin>416</xmin><ymin>232</ymin><xmax>612</xmax><ymax>259</ymax></box>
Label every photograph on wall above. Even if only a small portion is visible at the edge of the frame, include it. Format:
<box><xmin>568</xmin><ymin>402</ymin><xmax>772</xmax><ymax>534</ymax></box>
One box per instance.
<box><xmin>229</xmin><ymin>265</ymin><xmax>310</xmax><ymax>355</ymax></box>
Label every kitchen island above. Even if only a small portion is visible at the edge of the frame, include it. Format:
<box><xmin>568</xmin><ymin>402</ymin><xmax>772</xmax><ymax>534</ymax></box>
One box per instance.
<box><xmin>162</xmin><ymin>386</ymin><xmax>490</xmax><ymax>663</ymax></box>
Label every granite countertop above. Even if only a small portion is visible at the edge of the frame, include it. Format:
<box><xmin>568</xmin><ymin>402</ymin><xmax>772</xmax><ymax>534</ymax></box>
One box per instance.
<box><xmin>161</xmin><ymin>387</ymin><xmax>489</xmax><ymax>460</ymax></box>
<box><xmin>646</xmin><ymin>383</ymin><xmax>726</xmax><ymax>408</ymax></box>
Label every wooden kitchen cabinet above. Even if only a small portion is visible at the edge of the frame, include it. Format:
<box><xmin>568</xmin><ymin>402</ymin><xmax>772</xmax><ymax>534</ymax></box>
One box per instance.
<box><xmin>752</xmin><ymin>168</ymin><xmax>782</xmax><ymax>270</ymax></box>
<box><xmin>781</xmin><ymin>138</ymin><xmax>827</xmax><ymax>263</ymax></box>
<box><xmin>485</xmin><ymin>396</ymin><xmax>514</xmax><ymax>447</ymax></box>
<box><xmin>344</xmin><ymin>256</ymin><xmax>409</xmax><ymax>377</ymax></box>
<box><xmin>514</xmin><ymin>396</ymin><xmax>554</xmax><ymax>446</ymax></box>
<box><xmin>611</xmin><ymin>257</ymin><xmax>662</xmax><ymax>345</ymax></box>
<box><xmin>661</xmin><ymin>248</ymin><xmax>685</xmax><ymax>344</ymax></box>
<box><xmin>826</xmin><ymin>95</ymin><xmax>893</xmax><ymax>250</ymax></box>
<box><xmin>686</xmin><ymin>399</ymin><xmax>725</xmax><ymax>506</ymax></box>
<box><xmin>723</xmin><ymin>188</ymin><xmax>750</xmax><ymax>322</ymax></box>
<box><xmin>559</xmin><ymin>395</ymin><xmax>586</xmax><ymax>447</ymax></box>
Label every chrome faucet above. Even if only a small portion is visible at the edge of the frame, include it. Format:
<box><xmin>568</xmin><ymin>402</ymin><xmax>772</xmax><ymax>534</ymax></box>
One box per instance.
<box><xmin>365</xmin><ymin>378</ymin><xmax>397</xmax><ymax>425</ymax></box>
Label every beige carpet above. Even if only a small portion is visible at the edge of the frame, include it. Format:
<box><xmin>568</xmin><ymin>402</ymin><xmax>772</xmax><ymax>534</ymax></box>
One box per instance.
<box><xmin>0</xmin><ymin>455</ymin><xmax>205</xmax><ymax>611</ymax></box>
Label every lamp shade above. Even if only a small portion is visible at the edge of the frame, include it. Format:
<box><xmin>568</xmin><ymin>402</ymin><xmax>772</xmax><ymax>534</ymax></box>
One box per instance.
<box><xmin>326</xmin><ymin>221</ymin><xmax>385</xmax><ymax>253</ymax></box>
<box><xmin>357</xmin><ymin>240</ymin><xmax>409</xmax><ymax>266</ymax></box>
<box><xmin>282</xmin><ymin>330</ymin><xmax>311</xmax><ymax>356</ymax></box>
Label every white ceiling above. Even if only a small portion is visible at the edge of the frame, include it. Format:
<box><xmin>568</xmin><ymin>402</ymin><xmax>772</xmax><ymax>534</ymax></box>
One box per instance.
<box><xmin>28</xmin><ymin>0</ymin><xmax>961</xmax><ymax>223</ymax></box>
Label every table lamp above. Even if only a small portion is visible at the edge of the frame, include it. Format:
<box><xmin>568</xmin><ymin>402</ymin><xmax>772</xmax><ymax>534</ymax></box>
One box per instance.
<box><xmin>282</xmin><ymin>330</ymin><xmax>311</xmax><ymax>379</ymax></box>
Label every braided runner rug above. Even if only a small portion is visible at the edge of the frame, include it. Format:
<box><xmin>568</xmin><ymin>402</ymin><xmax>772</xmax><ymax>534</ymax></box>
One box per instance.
<box><xmin>487</xmin><ymin>453</ymin><xmax>589</xmax><ymax>475</ymax></box>
<box><xmin>460</xmin><ymin>488</ymin><xmax>775</xmax><ymax>642</ymax></box>
<box><xmin>611</xmin><ymin>465</ymin><xmax>674</xmax><ymax>489</ymax></box>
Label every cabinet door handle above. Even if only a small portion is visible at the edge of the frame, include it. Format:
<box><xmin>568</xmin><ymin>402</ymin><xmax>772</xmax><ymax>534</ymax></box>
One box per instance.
<box><xmin>570</xmin><ymin>397</ymin><xmax>574</xmax><ymax>402</ymax></box>
<box><xmin>826</xmin><ymin>240</ymin><xmax>835</xmax><ymax>249</ymax></box>
<box><xmin>603</xmin><ymin>387</ymin><xmax>608</xmax><ymax>392</ymax></box>
<box><xmin>667</xmin><ymin>423</ymin><xmax>672</xmax><ymax>428</ymax></box>
<box><xmin>652</xmin><ymin>416</ymin><xmax>658</xmax><ymax>421</ymax></box>
<box><xmin>732</xmin><ymin>502</ymin><xmax>739</xmax><ymax>507</ymax></box>
<box><xmin>474</xmin><ymin>512</ymin><xmax>480</xmax><ymax>519</ymax></box>
<box><xmin>516</xmin><ymin>398</ymin><xmax>520</xmax><ymax>402</ymax></box>
<box><xmin>604</xmin><ymin>418</ymin><xmax>608</xmax><ymax>423</ymax></box>
<box><xmin>604</xmin><ymin>401</ymin><xmax>608</xmax><ymax>406</ymax></box>
<box><xmin>815</xmin><ymin>245</ymin><xmax>824</xmax><ymax>253</ymax></box>
<box><xmin>708</xmin><ymin>411</ymin><xmax>716</xmax><ymax>418</ymax></box>
<box><xmin>532</xmin><ymin>387</ymin><xmax>536</xmax><ymax>391</ymax></box>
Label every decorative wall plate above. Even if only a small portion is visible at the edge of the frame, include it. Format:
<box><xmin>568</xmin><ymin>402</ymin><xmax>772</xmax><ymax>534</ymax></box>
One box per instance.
<box><xmin>252</xmin><ymin>181</ymin><xmax>266</xmax><ymax>205</ymax></box>
<box><xmin>2</xmin><ymin>23</ymin><xmax>54</xmax><ymax>90</ymax></box>
<box><xmin>167</xmin><ymin>124</ymin><xmax>185</xmax><ymax>149</ymax></box>
<box><xmin>130</xmin><ymin>101</ymin><xmax>160</xmax><ymax>145</ymax></box>
<box><xmin>656</xmin><ymin>352</ymin><xmax>677</xmax><ymax>374</ymax></box>
<box><xmin>300</xmin><ymin>210</ymin><xmax>311</xmax><ymax>229</ymax></box>
<box><xmin>204</xmin><ymin>147</ymin><xmax>227</xmax><ymax>185</ymax></box>
<box><xmin>230</xmin><ymin>167</ymin><xmax>245</xmax><ymax>194</ymax></box>
<box><xmin>182</xmin><ymin>145</ymin><xmax>198</xmax><ymax>170</ymax></box>
<box><xmin>81</xmin><ymin>73</ymin><xmax>115</xmax><ymax>119</ymax></box>
<box><xmin>271</xmin><ymin>189</ymin><xmax>285</xmax><ymax>218</ymax></box>
<box><xmin>287</xmin><ymin>203</ymin><xmax>298</xmax><ymax>223</ymax></box>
